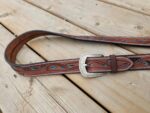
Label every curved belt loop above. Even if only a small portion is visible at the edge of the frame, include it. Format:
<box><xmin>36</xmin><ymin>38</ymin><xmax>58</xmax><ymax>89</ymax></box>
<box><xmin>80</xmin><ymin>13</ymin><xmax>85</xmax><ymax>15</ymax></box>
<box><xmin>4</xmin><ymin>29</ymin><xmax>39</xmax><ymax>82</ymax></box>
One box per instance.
<box><xmin>4</xmin><ymin>30</ymin><xmax>150</xmax><ymax>77</ymax></box>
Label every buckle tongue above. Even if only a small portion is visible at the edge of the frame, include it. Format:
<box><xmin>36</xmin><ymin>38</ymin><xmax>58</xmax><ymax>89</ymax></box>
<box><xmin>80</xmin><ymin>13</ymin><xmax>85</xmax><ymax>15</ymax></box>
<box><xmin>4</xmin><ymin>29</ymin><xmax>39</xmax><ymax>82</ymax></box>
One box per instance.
<box><xmin>79</xmin><ymin>54</ymin><xmax>104</xmax><ymax>78</ymax></box>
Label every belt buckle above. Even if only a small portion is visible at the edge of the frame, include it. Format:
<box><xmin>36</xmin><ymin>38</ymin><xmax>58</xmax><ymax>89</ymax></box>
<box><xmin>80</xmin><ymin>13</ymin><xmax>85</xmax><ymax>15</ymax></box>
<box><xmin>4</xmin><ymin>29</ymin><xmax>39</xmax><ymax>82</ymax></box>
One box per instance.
<box><xmin>79</xmin><ymin>54</ymin><xmax>104</xmax><ymax>78</ymax></box>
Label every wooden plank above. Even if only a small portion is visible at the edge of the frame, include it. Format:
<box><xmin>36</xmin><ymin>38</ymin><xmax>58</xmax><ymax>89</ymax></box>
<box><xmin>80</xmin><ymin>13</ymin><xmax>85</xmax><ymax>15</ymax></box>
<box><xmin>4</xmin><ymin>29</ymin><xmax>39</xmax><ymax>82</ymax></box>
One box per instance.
<box><xmin>0</xmin><ymin>25</ymin><xmax>107</xmax><ymax>113</ymax></box>
<box><xmin>25</xmin><ymin>0</ymin><xmax>150</xmax><ymax>36</ymax></box>
<box><xmin>0</xmin><ymin>51</ymin><xmax>37</xmax><ymax>113</ymax></box>
<box><xmin>25</xmin><ymin>0</ymin><xmax>150</xmax><ymax>52</ymax></box>
<box><xmin>27</xmin><ymin>0</ymin><xmax>150</xmax><ymax>104</ymax></box>
<box><xmin>0</xmin><ymin>55</ymin><xmax>37</xmax><ymax>112</ymax></box>
<box><xmin>0</xmin><ymin>25</ymin><xmax>66</xmax><ymax>113</ymax></box>
<box><xmin>1</xmin><ymin>0</ymin><xmax>150</xmax><ymax>113</ymax></box>
<box><xmin>98</xmin><ymin>0</ymin><xmax>150</xmax><ymax>16</ymax></box>
<box><xmin>24</xmin><ymin>0</ymin><xmax>150</xmax><ymax>97</ymax></box>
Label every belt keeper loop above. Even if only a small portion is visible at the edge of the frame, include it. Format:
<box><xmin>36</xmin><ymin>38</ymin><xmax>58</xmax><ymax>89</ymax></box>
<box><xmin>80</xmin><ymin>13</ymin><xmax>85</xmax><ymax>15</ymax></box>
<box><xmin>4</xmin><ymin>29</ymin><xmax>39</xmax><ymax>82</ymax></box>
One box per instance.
<box><xmin>109</xmin><ymin>55</ymin><xmax>117</xmax><ymax>73</ymax></box>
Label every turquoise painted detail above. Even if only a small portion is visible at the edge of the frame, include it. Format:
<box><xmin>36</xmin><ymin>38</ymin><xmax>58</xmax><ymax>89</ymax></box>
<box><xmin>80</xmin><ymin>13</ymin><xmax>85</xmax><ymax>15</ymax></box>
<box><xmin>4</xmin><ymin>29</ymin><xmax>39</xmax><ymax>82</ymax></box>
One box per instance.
<box><xmin>50</xmin><ymin>65</ymin><xmax>56</xmax><ymax>70</ymax></box>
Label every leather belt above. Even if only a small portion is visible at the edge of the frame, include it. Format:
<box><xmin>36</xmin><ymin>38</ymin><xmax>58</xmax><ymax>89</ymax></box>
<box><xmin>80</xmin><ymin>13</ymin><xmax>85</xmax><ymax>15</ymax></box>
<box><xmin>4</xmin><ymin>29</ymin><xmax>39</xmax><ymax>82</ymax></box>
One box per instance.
<box><xmin>5</xmin><ymin>30</ymin><xmax>150</xmax><ymax>77</ymax></box>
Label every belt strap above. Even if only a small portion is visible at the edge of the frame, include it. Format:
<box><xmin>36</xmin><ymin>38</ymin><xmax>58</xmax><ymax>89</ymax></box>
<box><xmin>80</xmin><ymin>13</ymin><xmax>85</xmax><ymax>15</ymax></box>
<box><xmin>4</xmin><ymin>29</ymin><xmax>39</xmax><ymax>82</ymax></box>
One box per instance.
<box><xmin>5</xmin><ymin>30</ymin><xmax>150</xmax><ymax>77</ymax></box>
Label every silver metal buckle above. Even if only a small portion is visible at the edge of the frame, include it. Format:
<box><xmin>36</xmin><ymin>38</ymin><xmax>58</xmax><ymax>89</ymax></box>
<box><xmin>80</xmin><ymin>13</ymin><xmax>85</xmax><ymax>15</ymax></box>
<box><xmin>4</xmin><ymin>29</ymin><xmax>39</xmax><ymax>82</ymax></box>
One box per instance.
<box><xmin>79</xmin><ymin>54</ymin><xmax>104</xmax><ymax>78</ymax></box>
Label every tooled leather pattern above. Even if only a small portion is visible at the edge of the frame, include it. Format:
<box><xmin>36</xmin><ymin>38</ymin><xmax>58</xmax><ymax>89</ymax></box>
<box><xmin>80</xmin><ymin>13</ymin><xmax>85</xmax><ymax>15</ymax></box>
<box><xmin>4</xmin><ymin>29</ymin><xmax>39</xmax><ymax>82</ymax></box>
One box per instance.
<box><xmin>5</xmin><ymin>30</ymin><xmax>150</xmax><ymax>76</ymax></box>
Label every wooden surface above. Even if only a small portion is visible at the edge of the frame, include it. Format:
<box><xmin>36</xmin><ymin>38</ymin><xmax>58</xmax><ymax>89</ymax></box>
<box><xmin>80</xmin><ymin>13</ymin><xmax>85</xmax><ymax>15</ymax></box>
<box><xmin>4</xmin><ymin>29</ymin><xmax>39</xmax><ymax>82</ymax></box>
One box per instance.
<box><xmin>0</xmin><ymin>0</ymin><xmax>150</xmax><ymax>113</ymax></box>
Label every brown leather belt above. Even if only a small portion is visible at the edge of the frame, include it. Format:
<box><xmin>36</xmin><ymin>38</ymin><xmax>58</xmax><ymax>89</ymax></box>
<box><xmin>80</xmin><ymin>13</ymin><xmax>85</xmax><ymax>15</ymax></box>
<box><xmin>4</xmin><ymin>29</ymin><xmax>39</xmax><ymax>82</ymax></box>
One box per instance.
<box><xmin>5</xmin><ymin>30</ymin><xmax>150</xmax><ymax>77</ymax></box>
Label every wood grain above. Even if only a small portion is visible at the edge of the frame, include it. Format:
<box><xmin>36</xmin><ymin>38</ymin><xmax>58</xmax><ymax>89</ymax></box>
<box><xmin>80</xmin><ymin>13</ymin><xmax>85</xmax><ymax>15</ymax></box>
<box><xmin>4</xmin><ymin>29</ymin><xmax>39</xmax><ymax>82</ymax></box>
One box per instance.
<box><xmin>0</xmin><ymin>25</ymin><xmax>66</xmax><ymax>113</ymax></box>
<box><xmin>98</xmin><ymin>0</ymin><xmax>150</xmax><ymax>15</ymax></box>
<box><xmin>1</xmin><ymin>0</ymin><xmax>150</xmax><ymax>113</ymax></box>
<box><xmin>25</xmin><ymin>0</ymin><xmax>150</xmax><ymax>55</ymax></box>
<box><xmin>26</xmin><ymin>0</ymin><xmax>150</xmax><ymax>36</ymax></box>
<box><xmin>0</xmin><ymin>24</ymin><xmax>106</xmax><ymax>113</ymax></box>
<box><xmin>25</xmin><ymin>0</ymin><xmax>150</xmax><ymax>109</ymax></box>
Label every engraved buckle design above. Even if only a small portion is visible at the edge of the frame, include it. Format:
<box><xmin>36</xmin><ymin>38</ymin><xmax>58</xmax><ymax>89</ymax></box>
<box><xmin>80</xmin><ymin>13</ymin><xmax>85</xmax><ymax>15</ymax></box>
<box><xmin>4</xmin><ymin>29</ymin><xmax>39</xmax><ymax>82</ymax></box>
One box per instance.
<box><xmin>79</xmin><ymin>54</ymin><xmax>104</xmax><ymax>78</ymax></box>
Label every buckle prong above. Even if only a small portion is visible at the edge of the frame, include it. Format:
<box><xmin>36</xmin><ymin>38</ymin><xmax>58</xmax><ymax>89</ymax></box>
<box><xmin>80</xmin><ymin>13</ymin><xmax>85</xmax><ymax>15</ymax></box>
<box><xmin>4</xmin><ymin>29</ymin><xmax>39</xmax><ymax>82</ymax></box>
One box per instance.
<box><xmin>79</xmin><ymin>54</ymin><xmax>104</xmax><ymax>78</ymax></box>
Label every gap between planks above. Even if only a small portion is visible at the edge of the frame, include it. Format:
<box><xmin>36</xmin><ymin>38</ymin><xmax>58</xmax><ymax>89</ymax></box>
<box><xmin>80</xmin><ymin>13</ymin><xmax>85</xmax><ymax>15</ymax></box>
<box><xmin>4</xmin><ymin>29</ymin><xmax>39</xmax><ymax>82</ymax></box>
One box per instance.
<box><xmin>23</xmin><ymin>0</ymin><xmax>138</xmax><ymax>55</ymax></box>
<box><xmin>23</xmin><ymin>0</ymin><xmax>100</xmax><ymax>36</ymax></box>
<box><xmin>1</xmin><ymin>0</ymin><xmax>150</xmax><ymax>112</ymax></box>
<box><xmin>9</xmin><ymin>76</ymin><xmax>40</xmax><ymax>113</ymax></box>
<box><xmin>24</xmin><ymin>0</ymin><xmax>150</xmax><ymax>56</ymax></box>
<box><xmin>0</xmin><ymin>23</ymin><xmax>69</xmax><ymax>113</ymax></box>
<box><xmin>97</xmin><ymin>0</ymin><xmax>150</xmax><ymax>17</ymax></box>
<box><xmin>0</xmin><ymin>23</ymin><xmax>111</xmax><ymax>113</ymax></box>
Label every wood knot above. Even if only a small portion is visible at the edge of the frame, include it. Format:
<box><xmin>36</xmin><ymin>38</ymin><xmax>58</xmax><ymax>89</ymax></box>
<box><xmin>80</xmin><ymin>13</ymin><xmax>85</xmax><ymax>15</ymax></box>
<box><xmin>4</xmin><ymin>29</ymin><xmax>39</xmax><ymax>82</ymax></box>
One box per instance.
<box><xmin>134</xmin><ymin>25</ymin><xmax>144</xmax><ymax>30</ymax></box>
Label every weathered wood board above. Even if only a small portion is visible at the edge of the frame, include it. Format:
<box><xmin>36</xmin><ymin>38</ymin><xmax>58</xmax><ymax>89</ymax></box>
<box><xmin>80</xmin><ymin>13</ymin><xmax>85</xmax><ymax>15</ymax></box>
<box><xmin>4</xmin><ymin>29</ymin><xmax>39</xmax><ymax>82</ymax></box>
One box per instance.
<box><xmin>0</xmin><ymin>0</ymin><xmax>150</xmax><ymax>113</ymax></box>
<box><xmin>0</xmin><ymin>25</ymin><xmax>106</xmax><ymax>113</ymax></box>
<box><xmin>99</xmin><ymin>0</ymin><xmax>150</xmax><ymax>16</ymax></box>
